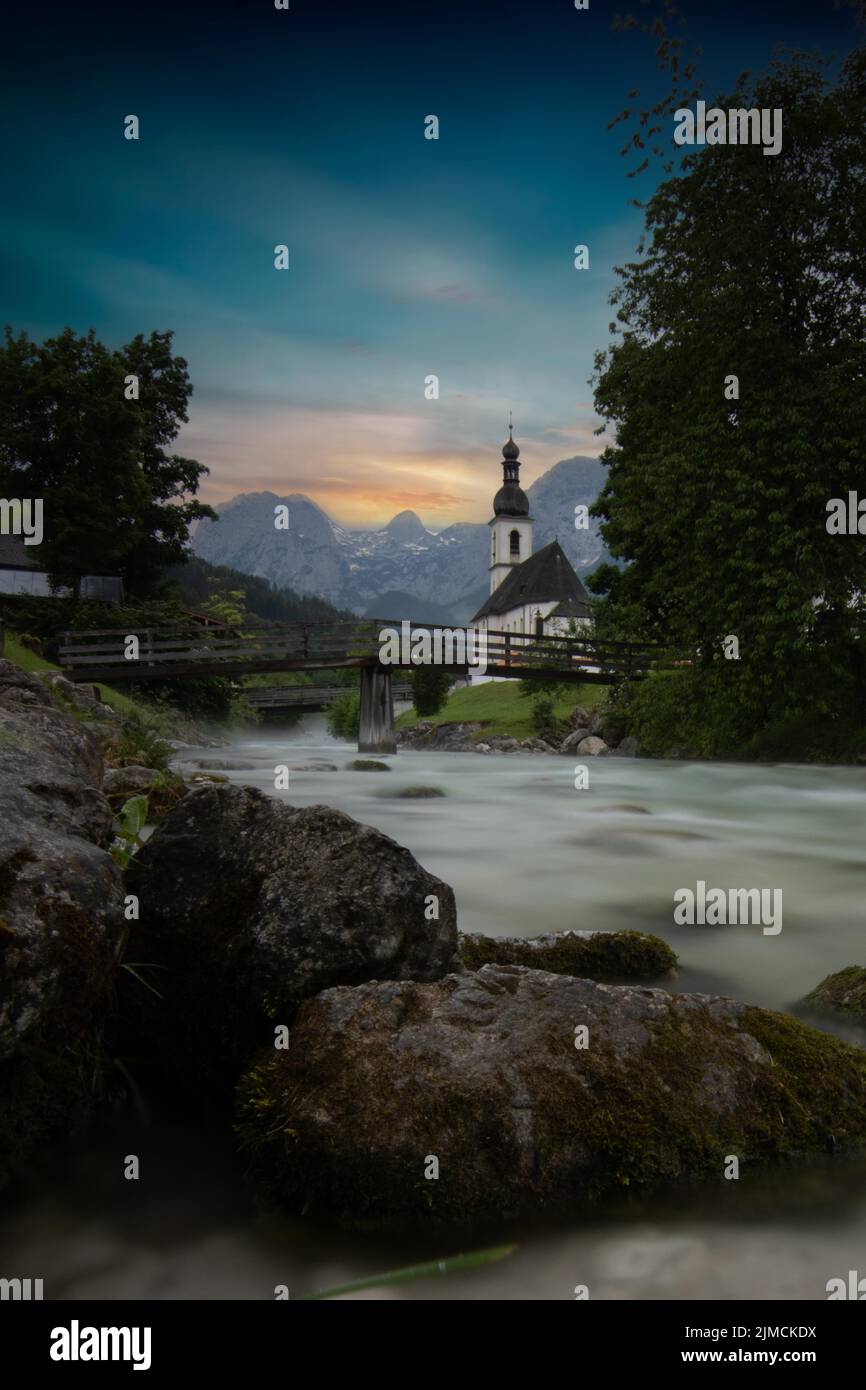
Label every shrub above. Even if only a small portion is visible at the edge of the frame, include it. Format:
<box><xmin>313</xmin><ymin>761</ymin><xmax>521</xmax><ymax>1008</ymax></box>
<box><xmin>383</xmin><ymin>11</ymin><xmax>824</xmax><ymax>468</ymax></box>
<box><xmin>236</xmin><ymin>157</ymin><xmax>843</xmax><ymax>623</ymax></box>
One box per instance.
<box><xmin>409</xmin><ymin>668</ymin><xmax>453</xmax><ymax>717</ymax></box>
<box><xmin>327</xmin><ymin>691</ymin><xmax>360</xmax><ymax>740</ymax></box>
<box><xmin>529</xmin><ymin>689</ymin><xmax>558</xmax><ymax>737</ymax></box>
<box><xmin>107</xmin><ymin>714</ymin><xmax>172</xmax><ymax>771</ymax></box>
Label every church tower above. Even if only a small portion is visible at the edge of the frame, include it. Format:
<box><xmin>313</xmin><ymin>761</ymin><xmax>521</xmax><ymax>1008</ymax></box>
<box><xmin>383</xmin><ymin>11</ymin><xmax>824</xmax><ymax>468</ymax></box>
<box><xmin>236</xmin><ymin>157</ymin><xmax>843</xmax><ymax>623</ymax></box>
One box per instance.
<box><xmin>488</xmin><ymin>427</ymin><xmax>533</xmax><ymax>594</ymax></box>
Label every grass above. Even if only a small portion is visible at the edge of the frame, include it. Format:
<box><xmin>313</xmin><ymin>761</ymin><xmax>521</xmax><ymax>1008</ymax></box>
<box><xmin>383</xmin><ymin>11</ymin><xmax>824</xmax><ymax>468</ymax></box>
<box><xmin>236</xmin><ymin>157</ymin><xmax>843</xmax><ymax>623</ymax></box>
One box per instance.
<box><xmin>395</xmin><ymin>678</ymin><xmax>606</xmax><ymax>740</ymax></box>
<box><xmin>3</xmin><ymin>633</ymin><xmax>183</xmax><ymax>731</ymax></box>
<box><xmin>299</xmin><ymin>1244</ymin><xmax>518</xmax><ymax>1300</ymax></box>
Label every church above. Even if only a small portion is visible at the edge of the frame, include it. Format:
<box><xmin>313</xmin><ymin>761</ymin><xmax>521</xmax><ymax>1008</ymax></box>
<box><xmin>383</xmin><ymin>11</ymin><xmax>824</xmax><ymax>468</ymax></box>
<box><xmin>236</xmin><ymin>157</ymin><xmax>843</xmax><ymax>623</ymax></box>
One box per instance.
<box><xmin>471</xmin><ymin>430</ymin><xmax>592</xmax><ymax>640</ymax></box>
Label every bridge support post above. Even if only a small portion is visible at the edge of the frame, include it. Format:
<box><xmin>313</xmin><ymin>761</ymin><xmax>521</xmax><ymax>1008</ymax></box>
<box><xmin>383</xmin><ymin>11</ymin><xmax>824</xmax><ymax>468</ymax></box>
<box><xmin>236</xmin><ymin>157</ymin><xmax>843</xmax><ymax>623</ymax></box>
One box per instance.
<box><xmin>358</xmin><ymin>665</ymin><xmax>396</xmax><ymax>754</ymax></box>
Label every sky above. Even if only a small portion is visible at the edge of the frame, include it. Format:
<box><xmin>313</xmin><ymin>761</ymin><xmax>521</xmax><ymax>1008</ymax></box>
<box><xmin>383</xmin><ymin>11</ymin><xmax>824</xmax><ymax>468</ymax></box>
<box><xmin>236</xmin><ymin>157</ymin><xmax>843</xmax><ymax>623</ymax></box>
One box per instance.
<box><xmin>1</xmin><ymin>0</ymin><xmax>861</xmax><ymax>527</ymax></box>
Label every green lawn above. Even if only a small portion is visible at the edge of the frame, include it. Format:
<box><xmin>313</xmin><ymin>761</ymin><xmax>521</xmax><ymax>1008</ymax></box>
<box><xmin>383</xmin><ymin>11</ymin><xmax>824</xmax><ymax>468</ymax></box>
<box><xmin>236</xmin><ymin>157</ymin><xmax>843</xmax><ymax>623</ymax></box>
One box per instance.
<box><xmin>396</xmin><ymin>678</ymin><xmax>607</xmax><ymax>740</ymax></box>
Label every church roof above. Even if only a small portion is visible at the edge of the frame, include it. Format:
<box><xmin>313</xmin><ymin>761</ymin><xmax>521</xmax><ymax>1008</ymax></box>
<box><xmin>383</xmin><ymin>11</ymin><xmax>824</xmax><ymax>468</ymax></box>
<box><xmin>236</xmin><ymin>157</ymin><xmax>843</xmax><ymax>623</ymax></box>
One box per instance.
<box><xmin>471</xmin><ymin>539</ymin><xmax>592</xmax><ymax>623</ymax></box>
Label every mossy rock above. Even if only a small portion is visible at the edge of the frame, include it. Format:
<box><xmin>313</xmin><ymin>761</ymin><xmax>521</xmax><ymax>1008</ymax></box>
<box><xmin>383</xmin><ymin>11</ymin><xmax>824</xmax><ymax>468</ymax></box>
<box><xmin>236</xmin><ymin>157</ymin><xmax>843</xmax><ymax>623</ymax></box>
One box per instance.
<box><xmin>348</xmin><ymin>759</ymin><xmax>391</xmax><ymax>771</ymax></box>
<box><xmin>458</xmin><ymin>929</ymin><xmax>677</xmax><ymax>981</ymax></box>
<box><xmin>235</xmin><ymin>967</ymin><xmax>866</xmax><ymax>1227</ymax></box>
<box><xmin>801</xmin><ymin>966</ymin><xmax>866</xmax><ymax>1027</ymax></box>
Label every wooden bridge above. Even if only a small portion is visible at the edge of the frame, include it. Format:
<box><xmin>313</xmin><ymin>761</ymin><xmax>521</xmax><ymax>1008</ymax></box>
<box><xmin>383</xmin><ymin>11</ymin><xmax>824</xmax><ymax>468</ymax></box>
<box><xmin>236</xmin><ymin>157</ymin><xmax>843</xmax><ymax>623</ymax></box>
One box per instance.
<box><xmin>59</xmin><ymin>619</ymin><xmax>672</xmax><ymax>753</ymax></box>
<box><xmin>244</xmin><ymin>682</ymin><xmax>413</xmax><ymax>712</ymax></box>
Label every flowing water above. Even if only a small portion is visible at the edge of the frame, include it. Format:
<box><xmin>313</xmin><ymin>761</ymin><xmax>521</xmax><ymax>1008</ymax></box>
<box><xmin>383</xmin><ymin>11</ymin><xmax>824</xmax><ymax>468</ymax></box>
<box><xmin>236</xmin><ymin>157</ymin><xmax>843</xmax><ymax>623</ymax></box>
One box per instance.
<box><xmin>4</xmin><ymin>716</ymin><xmax>866</xmax><ymax>1300</ymax></box>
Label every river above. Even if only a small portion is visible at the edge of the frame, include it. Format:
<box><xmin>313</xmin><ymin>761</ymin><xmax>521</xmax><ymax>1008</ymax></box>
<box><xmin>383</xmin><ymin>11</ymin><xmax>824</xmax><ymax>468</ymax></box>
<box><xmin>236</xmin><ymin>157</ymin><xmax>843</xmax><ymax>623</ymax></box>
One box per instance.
<box><xmin>4</xmin><ymin>716</ymin><xmax>866</xmax><ymax>1300</ymax></box>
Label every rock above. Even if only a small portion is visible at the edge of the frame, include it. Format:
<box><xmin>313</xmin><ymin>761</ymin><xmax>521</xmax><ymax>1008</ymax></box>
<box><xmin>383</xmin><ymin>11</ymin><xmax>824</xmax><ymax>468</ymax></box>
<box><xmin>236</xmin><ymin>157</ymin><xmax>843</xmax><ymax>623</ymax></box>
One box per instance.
<box><xmin>348</xmin><ymin>758</ymin><xmax>391</xmax><ymax>771</ymax></box>
<box><xmin>103</xmin><ymin>765</ymin><xmax>159</xmax><ymax>796</ymax></box>
<box><xmin>800</xmin><ymin>967</ymin><xmax>866</xmax><ymax>1027</ymax></box>
<box><xmin>569</xmin><ymin>705</ymin><xmax>591</xmax><ymax>728</ymax></box>
<box><xmin>285</xmin><ymin>762</ymin><xmax>339</xmax><ymax>772</ymax></box>
<box><xmin>0</xmin><ymin>663</ymin><xmax>55</xmax><ymax>711</ymax></box>
<box><xmin>193</xmin><ymin>759</ymin><xmax>257</xmax><ymax>771</ymax></box>
<box><xmin>0</xmin><ymin>661</ymin><xmax>124</xmax><ymax>1186</ymax></box>
<box><xmin>41</xmin><ymin>672</ymin><xmax>116</xmax><ymax>720</ymax></box>
<box><xmin>576</xmin><ymin>736</ymin><xmax>610</xmax><ymax>757</ymax></box>
<box><xmin>561</xmin><ymin>727</ymin><xmax>591</xmax><ymax>753</ymax></box>
<box><xmin>0</xmin><ymin>663</ymin><xmax>109</xmax><ymax>841</ymax></box>
<box><xmin>611</xmin><ymin>736</ymin><xmax>640</xmax><ymax>758</ymax></box>
<box><xmin>127</xmin><ymin>783</ymin><xmax>459</xmax><ymax>1092</ymax></box>
<box><xmin>458</xmin><ymin>930</ymin><xmax>676</xmax><ymax>980</ymax></box>
<box><xmin>475</xmin><ymin>743</ymin><xmax>492</xmax><ymax>754</ymax></box>
<box><xmin>236</xmin><ymin>966</ymin><xmax>866</xmax><ymax>1225</ymax></box>
<box><xmin>485</xmin><ymin>735</ymin><xmax>520</xmax><ymax>752</ymax></box>
<box><xmin>521</xmin><ymin>737</ymin><xmax>558</xmax><ymax>753</ymax></box>
<box><xmin>588</xmin><ymin>708</ymin><xmax>629</xmax><ymax>747</ymax></box>
<box><xmin>379</xmin><ymin>786</ymin><xmax>446</xmax><ymax>799</ymax></box>
<box><xmin>398</xmin><ymin>721</ymin><xmax>482</xmax><ymax>752</ymax></box>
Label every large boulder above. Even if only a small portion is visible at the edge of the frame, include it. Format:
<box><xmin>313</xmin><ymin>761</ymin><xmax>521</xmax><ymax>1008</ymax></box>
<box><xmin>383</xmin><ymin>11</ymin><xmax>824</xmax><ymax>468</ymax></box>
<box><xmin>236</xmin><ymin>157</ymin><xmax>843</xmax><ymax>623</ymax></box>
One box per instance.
<box><xmin>458</xmin><ymin>930</ymin><xmax>677</xmax><ymax>980</ymax></box>
<box><xmin>127</xmin><ymin>782</ymin><xmax>459</xmax><ymax>1090</ymax></box>
<box><xmin>236</xmin><ymin>965</ymin><xmax>866</xmax><ymax>1225</ymax></box>
<box><xmin>0</xmin><ymin>662</ymin><xmax>125</xmax><ymax>1186</ymax></box>
<box><xmin>575</xmin><ymin>735</ymin><xmax>610</xmax><ymax>757</ymax></box>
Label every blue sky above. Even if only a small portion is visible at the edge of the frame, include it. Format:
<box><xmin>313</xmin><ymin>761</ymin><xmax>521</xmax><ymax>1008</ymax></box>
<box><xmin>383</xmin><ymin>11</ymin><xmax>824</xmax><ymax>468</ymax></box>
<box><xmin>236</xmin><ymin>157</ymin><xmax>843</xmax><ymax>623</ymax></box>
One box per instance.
<box><xmin>0</xmin><ymin>0</ymin><xmax>860</xmax><ymax>524</ymax></box>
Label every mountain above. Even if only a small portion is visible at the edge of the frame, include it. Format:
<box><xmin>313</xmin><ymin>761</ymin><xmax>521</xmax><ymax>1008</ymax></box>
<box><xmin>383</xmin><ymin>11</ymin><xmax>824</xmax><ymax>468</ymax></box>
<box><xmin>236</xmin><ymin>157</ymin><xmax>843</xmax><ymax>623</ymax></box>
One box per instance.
<box><xmin>191</xmin><ymin>456</ymin><xmax>611</xmax><ymax>621</ymax></box>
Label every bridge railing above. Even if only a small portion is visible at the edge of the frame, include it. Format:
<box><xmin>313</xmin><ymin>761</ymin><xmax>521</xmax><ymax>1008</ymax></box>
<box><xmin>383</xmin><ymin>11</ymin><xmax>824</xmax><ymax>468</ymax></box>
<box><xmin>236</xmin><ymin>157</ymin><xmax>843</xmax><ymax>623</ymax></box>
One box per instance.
<box><xmin>58</xmin><ymin>620</ymin><xmax>387</xmax><ymax>679</ymax></box>
<box><xmin>58</xmin><ymin>619</ymin><xmax>679</xmax><ymax>684</ymax></box>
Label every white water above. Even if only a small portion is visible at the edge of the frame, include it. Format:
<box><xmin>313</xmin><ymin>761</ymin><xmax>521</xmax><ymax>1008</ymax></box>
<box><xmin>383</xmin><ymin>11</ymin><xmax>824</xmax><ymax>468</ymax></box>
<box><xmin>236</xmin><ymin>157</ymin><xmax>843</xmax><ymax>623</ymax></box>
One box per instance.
<box><xmin>4</xmin><ymin>717</ymin><xmax>866</xmax><ymax>1300</ymax></box>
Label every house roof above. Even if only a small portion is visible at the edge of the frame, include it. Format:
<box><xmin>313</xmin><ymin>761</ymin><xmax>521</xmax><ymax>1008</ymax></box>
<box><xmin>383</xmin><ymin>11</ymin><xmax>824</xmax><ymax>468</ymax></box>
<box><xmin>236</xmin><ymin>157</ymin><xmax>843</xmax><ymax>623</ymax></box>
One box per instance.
<box><xmin>0</xmin><ymin>534</ymin><xmax>43</xmax><ymax>570</ymax></box>
<box><xmin>471</xmin><ymin>539</ymin><xmax>592</xmax><ymax>622</ymax></box>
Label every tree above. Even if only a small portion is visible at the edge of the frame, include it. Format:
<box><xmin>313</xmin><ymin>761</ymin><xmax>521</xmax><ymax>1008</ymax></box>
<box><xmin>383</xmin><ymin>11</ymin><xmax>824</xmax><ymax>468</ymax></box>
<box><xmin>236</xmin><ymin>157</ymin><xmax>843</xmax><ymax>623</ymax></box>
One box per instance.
<box><xmin>409</xmin><ymin>668</ymin><xmax>453</xmax><ymax>717</ymax></box>
<box><xmin>199</xmin><ymin>580</ymin><xmax>247</xmax><ymax>627</ymax></box>
<box><xmin>590</xmin><ymin>47</ymin><xmax>866</xmax><ymax>742</ymax></box>
<box><xmin>0</xmin><ymin>326</ymin><xmax>215</xmax><ymax>595</ymax></box>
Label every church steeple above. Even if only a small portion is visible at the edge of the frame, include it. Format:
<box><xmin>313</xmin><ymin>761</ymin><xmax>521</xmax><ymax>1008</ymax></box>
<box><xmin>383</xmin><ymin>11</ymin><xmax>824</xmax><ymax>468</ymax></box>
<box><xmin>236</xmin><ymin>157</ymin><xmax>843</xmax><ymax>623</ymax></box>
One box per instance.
<box><xmin>488</xmin><ymin>424</ymin><xmax>533</xmax><ymax>594</ymax></box>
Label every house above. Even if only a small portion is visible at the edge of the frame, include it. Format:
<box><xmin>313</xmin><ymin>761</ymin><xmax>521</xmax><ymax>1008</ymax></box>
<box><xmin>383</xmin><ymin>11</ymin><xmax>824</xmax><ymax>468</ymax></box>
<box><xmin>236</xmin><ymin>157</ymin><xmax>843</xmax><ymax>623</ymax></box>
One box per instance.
<box><xmin>0</xmin><ymin>534</ymin><xmax>124</xmax><ymax>601</ymax></box>
<box><xmin>471</xmin><ymin>430</ymin><xmax>592</xmax><ymax>640</ymax></box>
<box><xmin>0</xmin><ymin>534</ymin><xmax>54</xmax><ymax>596</ymax></box>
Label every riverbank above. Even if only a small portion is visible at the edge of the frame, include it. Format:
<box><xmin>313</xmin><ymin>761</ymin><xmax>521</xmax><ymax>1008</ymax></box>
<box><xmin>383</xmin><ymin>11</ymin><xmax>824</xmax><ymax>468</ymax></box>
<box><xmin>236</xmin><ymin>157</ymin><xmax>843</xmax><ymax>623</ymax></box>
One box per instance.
<box><xmin>5</xmin><ymin>694</ymin><xmax>866</xmax><ymax>1297</ymax></box>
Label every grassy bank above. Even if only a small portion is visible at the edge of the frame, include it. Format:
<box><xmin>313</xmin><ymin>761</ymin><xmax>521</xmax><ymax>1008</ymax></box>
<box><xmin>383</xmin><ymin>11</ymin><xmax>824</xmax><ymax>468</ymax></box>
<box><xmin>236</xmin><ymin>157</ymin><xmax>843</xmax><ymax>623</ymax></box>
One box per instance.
<box><xmin>396</xmin><ymin>679</ymin><xmax>606</xmax><ymax>741</ymax></box>
<box><xmin>3</xmin><ymin>632</ymin><xmax>200</xmax><ymax>740</ymax></box>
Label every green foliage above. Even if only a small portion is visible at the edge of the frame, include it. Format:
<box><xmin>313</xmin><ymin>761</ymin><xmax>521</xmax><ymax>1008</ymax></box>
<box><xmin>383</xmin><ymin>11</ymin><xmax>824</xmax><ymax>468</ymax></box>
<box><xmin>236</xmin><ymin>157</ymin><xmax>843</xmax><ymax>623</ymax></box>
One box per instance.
<box><xmin>0</xmin><ymin>595</ymin><xmax>191</xmax><ymax>662</ymax></box>
<box><xmin>109</xmin><ymin>714</ymin><xmax>172</xmax><ymax>771</ymax></box>
<box><xmin>327</xmin><ymin>691</ymin><xmax>360</xmax><ymax>740</ymax></box>
<box><xmin>591</xmin><ymin>48</ymin><xmax>866</xmax><ymax>752</ymax></box>
<box><xmin>0</xmin><ymin>326</ymin><xmax>215</xmax><ymax>596</ymax></box>
<box><xmin>110</xmin><ymin>795</ymin><xmax>149</xmax><ymax>870</ymax></box>
<box><xmin>528</xmin><ymin>688</ymin><xmax>559</xmax><ymax>737</ymax></box>
<box><xmin>408</xmin><ymin>668</ymin><xmax>453</xmax><ymax>717</ymax></box>
<box><xmin>301</xmin><ymin>1245</ymin><xmax>518</xmax><ymax>1300</ymax></box>
<box><xmin>198</xmin><ymin>581</ymin><xmax>247</xmax><ymax>627</ymax></box>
